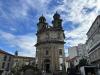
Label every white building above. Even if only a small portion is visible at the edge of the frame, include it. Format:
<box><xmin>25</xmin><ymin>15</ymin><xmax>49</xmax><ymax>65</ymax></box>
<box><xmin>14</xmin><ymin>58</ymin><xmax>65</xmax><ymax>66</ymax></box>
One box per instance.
<box><xmin>68</xmin><ymin>46</ymin><xmax>79</xmax><ymax>66</ymax></box>
<box><xmin>65</xmin><ymin>57</ymin><xmax>70</xmax><ymax>71</ymax></box>
<box><xmin>86</xmin><ymin>15</ymin><xmax>100</xmax><ymax>67</ymax></box>
<box><xmin>68</xmin><ymin>46</ymin><xmax>78</xmax><ymax>59</ymax></box>
<box><xmin>68</xmin><ymin>44</ymin><xmax>87</xmax><ymax>66</ymax></box>
<box><xmin>77</xmin><ymin>44</ymin><xmax>88</xmax><ymax>58</ymax></box>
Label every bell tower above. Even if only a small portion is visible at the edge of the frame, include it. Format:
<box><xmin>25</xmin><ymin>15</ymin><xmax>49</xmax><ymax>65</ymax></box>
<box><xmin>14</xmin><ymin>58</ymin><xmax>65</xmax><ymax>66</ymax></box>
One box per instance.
<box><xmin>52</xmin><ymin>12</ymin><xmax>63</xmax><ymax>29</ymax></box>
<box><xmin>35</xmin><ymin>13</ymin><xmax>65</xmax><ymax>73</ymax></box>
<box><xmin>37</xmin><ymin>15</ymin><xmax>48</xmax><ymax>31</ymax></box>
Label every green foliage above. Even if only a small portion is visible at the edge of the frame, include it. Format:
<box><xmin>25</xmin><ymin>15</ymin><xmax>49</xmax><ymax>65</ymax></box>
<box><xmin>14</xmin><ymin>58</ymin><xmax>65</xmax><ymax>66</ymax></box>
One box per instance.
<box><xmin>79</xmin><ymin>58</ymin><xmax>88</xmax><ymax>67</ymax></box>
<box><xmin>20</xmin><ymin>64</ymin><xmax>39</xmax><ymax>72</ymax></box>
<box><xmin>11</xmin><ymin>62</ymin><xmax>41</xmax><ymax>75</ymax></box>
<box><xmin>11</xmin><ymin>65</ymin><xmax>21</xmax><ymax>75</ymax></box>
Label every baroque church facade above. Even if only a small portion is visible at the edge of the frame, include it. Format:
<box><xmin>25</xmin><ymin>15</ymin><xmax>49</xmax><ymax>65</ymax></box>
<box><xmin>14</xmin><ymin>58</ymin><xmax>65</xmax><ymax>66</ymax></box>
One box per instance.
<box><xmin>35</xmin><ymin>12</ymin><xmax>65</xmax><ymax>73</ymax></box>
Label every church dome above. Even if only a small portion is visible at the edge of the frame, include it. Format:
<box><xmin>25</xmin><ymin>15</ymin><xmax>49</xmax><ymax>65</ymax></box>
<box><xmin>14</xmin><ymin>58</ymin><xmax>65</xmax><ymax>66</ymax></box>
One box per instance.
<box><xmin>39</xmin><ymin>15</ymin><xmax>46</xmax><ymax>22</ymax></box>
<box><xmin>53</xmin><ymin>12</ymin><xmax>60</xmax><ymax>19</ymax></box>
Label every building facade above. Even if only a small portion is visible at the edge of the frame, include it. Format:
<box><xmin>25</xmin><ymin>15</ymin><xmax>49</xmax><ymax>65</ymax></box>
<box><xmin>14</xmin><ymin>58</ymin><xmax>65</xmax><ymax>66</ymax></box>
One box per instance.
<box><xmin>68</xmin><ymin>46</ymin><xmax>78</xmax><ymax>59</ymax></box>
<box><xmin>65</xmin><ymin>57</ymin><xmax>70</xmax><ymax>71</ymax></box>
<box><xmin>77</xmin><ymin>44</ymin><xmax>88</xmax><ymax>58</ymax></box>
<box><xmin>35</xmin><ymin>12</ymin><xmax>65</xmax><ymax>73</ymax></box>
<box><xmin>86</xmin><ymin>15</ymin><xmax>100</xmax><ymax>67</ymax></box>
<box><xmin>13</xmin><ymin>56</ymin><xmax>35</xmax><ymax>67</ymax></box>
<box><xmin>68</xmin><ymin>44</ymin><xmax>87</xmax><ymax>66</ymax></box>
<box><xmin>0</xmin><ymin>49</ymin><xmax>13</xmax><ymax>75</ymax></box>
<box><xmin>0</xmin><ymin>49</ymin><xmax>35</xmax><ymax>75</ymax></box>
<box><xmin>68</xmin><ymin>46</ymin><xmax>80</xmax><ymax>66</ymax></box>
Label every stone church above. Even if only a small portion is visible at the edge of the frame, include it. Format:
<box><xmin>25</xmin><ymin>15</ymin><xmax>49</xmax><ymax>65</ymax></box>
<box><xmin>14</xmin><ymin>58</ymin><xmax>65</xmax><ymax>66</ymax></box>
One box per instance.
<box><xmin>35</xmin><ymin>12</ymin><xmax>65</xmax><ymax>73</ymax></box>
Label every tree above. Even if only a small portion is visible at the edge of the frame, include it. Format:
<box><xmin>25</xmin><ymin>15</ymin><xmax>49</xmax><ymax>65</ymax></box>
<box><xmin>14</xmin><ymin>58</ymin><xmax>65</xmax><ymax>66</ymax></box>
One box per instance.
<box><xmin>11</xmin><ymin>64</ymin><xmax>21</xmax><ymax>75</ymax></box>
<box><xmin>79</xmin><ymin>58</ymin><xmax>88</xmax><ymax>67</ymax></box>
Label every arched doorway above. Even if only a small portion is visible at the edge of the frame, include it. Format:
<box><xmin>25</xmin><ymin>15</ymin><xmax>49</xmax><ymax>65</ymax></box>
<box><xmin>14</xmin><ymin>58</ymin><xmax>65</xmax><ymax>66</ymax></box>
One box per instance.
<box><xmin>44</xmin><ymin>59</ymin><xmax>50</xmax><ymax>73</ymax></box>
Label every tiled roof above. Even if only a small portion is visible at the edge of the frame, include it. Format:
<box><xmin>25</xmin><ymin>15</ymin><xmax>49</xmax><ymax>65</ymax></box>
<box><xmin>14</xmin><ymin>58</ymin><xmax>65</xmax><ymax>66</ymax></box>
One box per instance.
<box><xmin>0</xmin><ymin>49</ymin><xmax>13</xmax><ymax>56</ymax></box>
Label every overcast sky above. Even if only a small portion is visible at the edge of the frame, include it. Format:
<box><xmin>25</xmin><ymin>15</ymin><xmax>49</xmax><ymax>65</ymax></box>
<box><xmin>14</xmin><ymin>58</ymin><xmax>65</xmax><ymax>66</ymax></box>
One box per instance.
<box><xmin>0</xmin><ymin>0</ymin><xmax>100</xmax><ymax>57</ymax></box>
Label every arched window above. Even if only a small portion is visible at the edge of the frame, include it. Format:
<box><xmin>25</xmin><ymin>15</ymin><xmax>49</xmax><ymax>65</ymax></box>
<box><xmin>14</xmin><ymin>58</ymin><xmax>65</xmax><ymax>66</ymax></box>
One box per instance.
<box><xmin>59</xmin><ymin>49</ymin><xmax>62</xmax><ymax>55</ymax></box>
<box><xmin>46</xmin><ymin>32</ymin><xmax>49</xmax><ymax>40</ymax></box>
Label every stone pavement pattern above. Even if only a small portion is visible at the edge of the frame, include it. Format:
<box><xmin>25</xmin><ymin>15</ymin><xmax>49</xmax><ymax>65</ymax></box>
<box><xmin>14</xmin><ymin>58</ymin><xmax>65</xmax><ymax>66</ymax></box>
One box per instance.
<box><xmin>24</xmin><ymin>69</ymin><xmax>34</xmax><ymax>75</ymax></box>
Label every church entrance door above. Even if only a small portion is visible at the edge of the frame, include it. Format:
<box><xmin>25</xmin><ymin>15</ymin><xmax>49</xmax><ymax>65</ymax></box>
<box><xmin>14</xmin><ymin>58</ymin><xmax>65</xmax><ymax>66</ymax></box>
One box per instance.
<box><xmin>45</xmin><ymin>64</ymin><xmax>50</xmax><ymax>73</ymax></box>
<box><xmin>44</xmin><ymin>59</ymin><xmax>50</xmax><ymax>73</ymax></box>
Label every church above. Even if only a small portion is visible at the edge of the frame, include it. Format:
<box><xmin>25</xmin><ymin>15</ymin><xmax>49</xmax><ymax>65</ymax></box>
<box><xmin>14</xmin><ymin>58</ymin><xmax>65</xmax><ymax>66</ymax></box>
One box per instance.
<box><xmin>35</xmin><ymin>12</ymin><xmax>65</xmax><ymax>73</ymax></box>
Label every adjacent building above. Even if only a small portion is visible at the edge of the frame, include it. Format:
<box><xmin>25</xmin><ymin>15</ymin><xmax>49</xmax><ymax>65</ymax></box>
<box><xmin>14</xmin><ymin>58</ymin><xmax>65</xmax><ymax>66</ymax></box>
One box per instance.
<box><xmin>68</xmin><ymin>46</ymin><xmax>80</xmax><ymax>66</ymax></box>
<box><xmin>68</xmin><ymin>44</ymin><xmax>87</xmax><ymax>66</ymax></box>
<box><xmin>86</xmin><ymin>15</ymin><xmax>100</xmax><ymax>67</ymax></box>
<box><xmin>13</xmin><ymin>56</ymin><xmax>35</xmax><ymax>67</ymax></box>
<box><xmin>0</xmin><ymin>49</ymin><xmax>13</xmax><ymax>75</ymax></box>
<box><xmin>68</xmin><ymin>46</ymin><xmax>78</xmax><ymax>59</ymax></box>
<box><xmin>35</xmin><ymin>12</ymin><xmax>65</xmax><ymax>73</ymax></box>
<box><xmin>65</xmin><ymin>57</ymin><xmax>70</xmax><ymax>71</ymax></box>
<box><xmin>0</xmin><ymin>49</ymin><xmax>35</xmax><ymax>75</ymax></box>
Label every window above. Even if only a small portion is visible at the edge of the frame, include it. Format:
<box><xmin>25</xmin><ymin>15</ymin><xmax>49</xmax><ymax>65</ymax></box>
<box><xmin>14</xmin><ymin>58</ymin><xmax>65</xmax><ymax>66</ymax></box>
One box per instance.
<box><xmin>97</xmin><ymin>21</ymin><xmax>98</xmax><ymax>25</ymax></box>
<box><xmin>0</xmin><ymin>56</ymin><xmax>4</xmax><ymax>61</ymax></box>
<box><xmin>8</xmin><ymin>56</ymin><xmax>11</xmax><ymax>61</ymax></box>
<box><xmin>59</xmin><ymin>49</ymin><xmax>62</xmax><ymax>55</ymax></box>
<box><xmin>76</xmin><ymin>60</ymin><xmax>77</xmax><ymax>62</ymax></box>
<box><xmin>4</xmin><ymin>55</ymin><xmax>7</xmax><ymax>61</ymax></box>
<box><xmin>6</xmin><ymin>63</ymin><xmax>9</xmax><ymax>71</ymax></box>
<box><xmin>2</xmin><ymin>62</ymin><xmax>5</xmax><ymax>68</ymax></box>
<box><xmin>46</xmin><ymin>50</ymin><xmax>49</xmax><ymax>55</ymax></box>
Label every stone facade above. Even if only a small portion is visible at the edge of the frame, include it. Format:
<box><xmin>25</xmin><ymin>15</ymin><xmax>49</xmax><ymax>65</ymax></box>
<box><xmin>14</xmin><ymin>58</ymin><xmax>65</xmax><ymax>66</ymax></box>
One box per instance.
<box><xmin>35</xmin><ymin>12</ymin><xmax>65</xmax><ymax>73</ymax></box>
<box><xmin>86</xmin><ymin>15</ymin><xmax>100</xmax><ymax>66</ymax></box>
